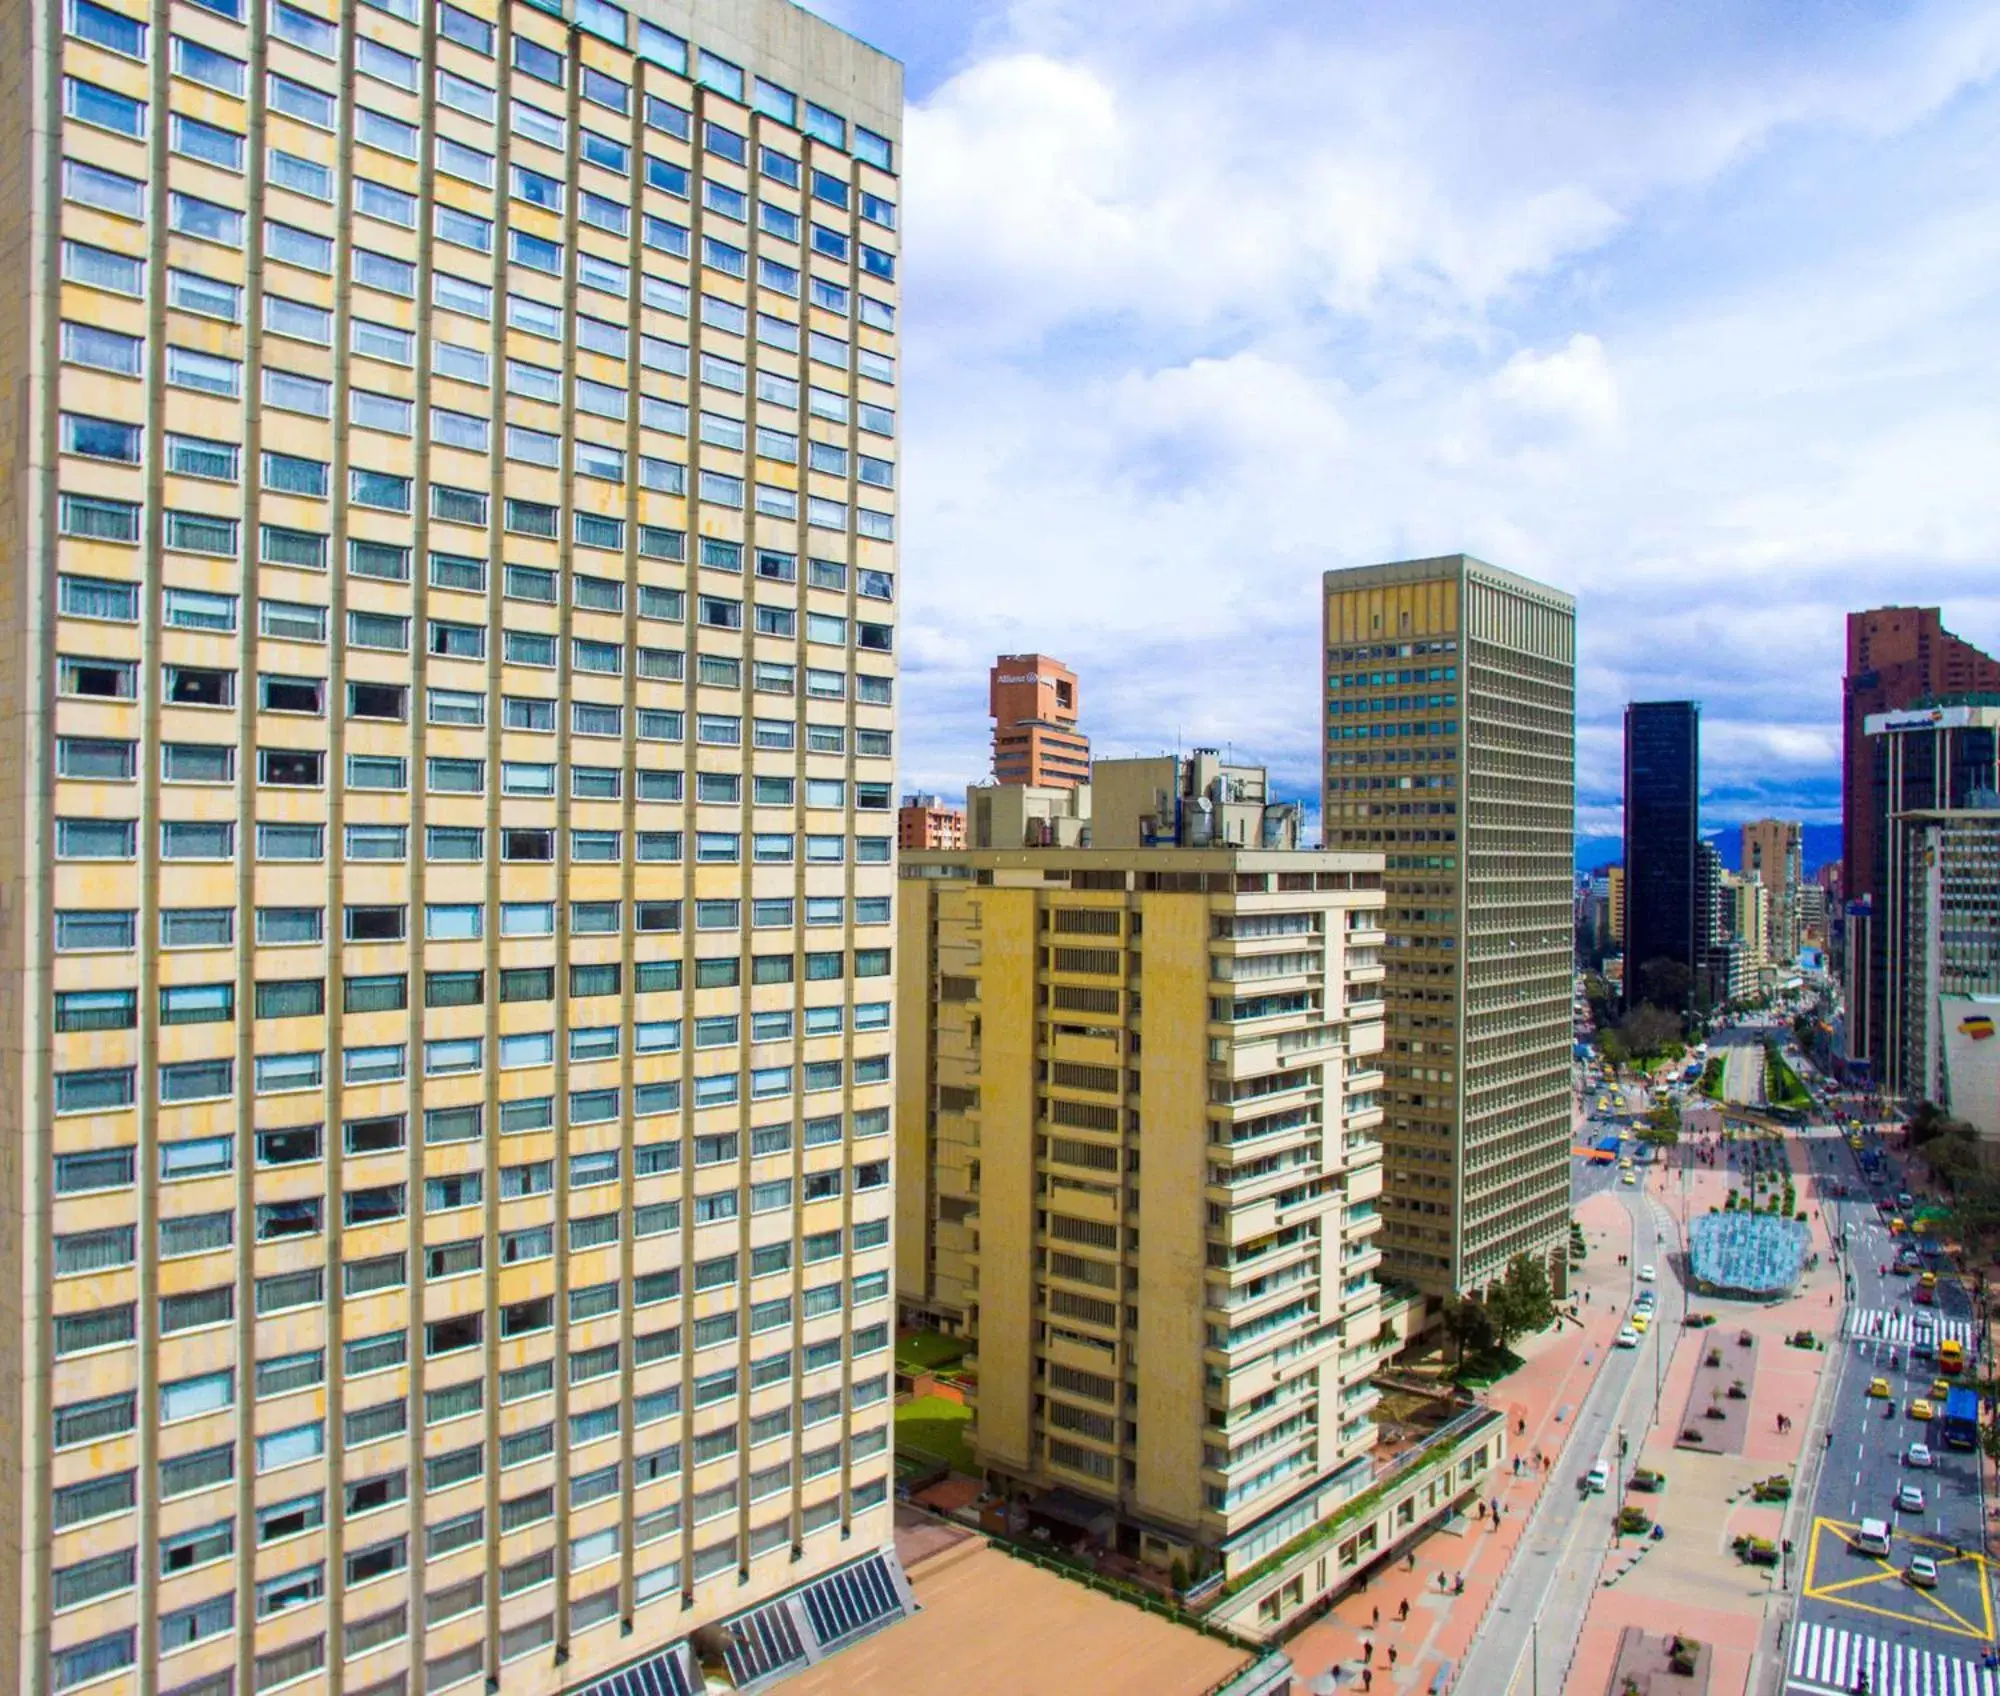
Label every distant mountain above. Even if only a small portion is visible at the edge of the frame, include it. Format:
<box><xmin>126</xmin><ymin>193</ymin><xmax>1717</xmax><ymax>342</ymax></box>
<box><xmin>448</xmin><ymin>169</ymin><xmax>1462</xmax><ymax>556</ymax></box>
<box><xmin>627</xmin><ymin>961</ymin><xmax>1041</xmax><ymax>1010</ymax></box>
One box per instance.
<box><xmin>1574</xmin><ymin>822</ymin><xmax>1842</xmax><ymax>877</ymax></box>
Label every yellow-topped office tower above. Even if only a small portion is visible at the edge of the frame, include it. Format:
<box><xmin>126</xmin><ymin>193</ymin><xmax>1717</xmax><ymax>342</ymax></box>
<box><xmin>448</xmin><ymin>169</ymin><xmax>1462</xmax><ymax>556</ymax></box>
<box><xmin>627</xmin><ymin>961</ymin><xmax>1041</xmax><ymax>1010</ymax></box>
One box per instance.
<box><xmin>897</xmin><ymin>753</ymin><xmax>1505</xmax><ymax>1641</ymax></box>
<box><xmin>0</xmin><ymin>2</ymin><xmax>910</xmax><ymax>1693</ymax></box>
<box><xmin>1321</xmin><ymin>558</ymin><xmax>1576</xmax><ymax>1298</ymax></box>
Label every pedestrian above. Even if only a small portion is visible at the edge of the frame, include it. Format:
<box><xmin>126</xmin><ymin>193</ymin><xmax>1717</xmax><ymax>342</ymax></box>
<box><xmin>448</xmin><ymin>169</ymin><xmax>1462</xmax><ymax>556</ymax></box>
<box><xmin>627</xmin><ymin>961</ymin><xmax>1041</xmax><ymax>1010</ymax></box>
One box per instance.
<box><xmin>1517</xmin><ymin>1416</ymin><xmax>1526</xmax><ymax>1436</ymax></box>
<box><xmin>1400</xmin><ymin>1599</ymin><xmax>1410</xmax><ymax>1623</ymax></box>
<box><xmin>1454</xmin><ymin>1573</ymin><xmax>1465</xmax><ymax>1595</ymax></box>
<box><xmin>1362</xmin><ymin>1640</ymin><xmax>1372</xmax><ymax>1664</ymax></box>
<box><xmin>1372</xmin><ymin>1605</ymin><xmax>1380</xmax><ymax>1629</ymax></box>
<box><xmin>1389</xmin><ymin>1647</ymin><xmax>1399</xmax><ymax>1669</ymax></box>
<box><xmin>1437</xmin><ymin>1572</ymin><xmax>1447</xmax><ymax>1592</ymax></box>
<box><xmin>1362</xmin><ymin>1671</ymin><xmax>1373</xmax><ymax>1692</ymax></box>
<box><xmin>1408</xmin><ymin>1552</ymin><xmax>1418</xmax><ymax>1573</ymax></box>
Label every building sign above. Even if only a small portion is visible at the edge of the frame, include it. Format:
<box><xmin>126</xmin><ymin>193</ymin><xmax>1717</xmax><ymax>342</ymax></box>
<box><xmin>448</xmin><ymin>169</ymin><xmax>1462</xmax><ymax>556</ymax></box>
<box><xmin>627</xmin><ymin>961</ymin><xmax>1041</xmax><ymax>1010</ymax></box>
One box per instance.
<box><xmin>1941</xmin><ymin>995</ymin><xmax>2000</xmax><ymax>1139</ymax></box>
<box><xmin>1865</xmin><ymin>705</ymin><xmax>2000</xmax><ymax>736</ymax></box>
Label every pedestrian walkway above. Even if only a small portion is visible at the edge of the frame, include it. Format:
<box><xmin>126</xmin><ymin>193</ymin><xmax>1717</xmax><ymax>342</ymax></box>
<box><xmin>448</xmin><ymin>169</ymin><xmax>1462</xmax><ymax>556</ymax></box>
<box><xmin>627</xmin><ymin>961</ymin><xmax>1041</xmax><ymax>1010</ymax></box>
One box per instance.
<box><xmin>1787</xmin><ymin>1620</ymin><xmax>1999</xmax><ymax>1696</ymax></box>
<box><xmin>1843</xmin><ymin>1309</ymin><xmax>1980</xmax><ymax>1352</ymax></box>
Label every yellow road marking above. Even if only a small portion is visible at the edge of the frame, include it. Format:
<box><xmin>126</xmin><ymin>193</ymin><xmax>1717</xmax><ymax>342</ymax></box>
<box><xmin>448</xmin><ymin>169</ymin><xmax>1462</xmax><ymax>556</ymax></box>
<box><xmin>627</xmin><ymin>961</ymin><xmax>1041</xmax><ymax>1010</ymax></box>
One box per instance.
<box><xmin>1799</xmin><ymin>1517</ymin><xmax>1996</xmax><ymax>1641</ymax></box>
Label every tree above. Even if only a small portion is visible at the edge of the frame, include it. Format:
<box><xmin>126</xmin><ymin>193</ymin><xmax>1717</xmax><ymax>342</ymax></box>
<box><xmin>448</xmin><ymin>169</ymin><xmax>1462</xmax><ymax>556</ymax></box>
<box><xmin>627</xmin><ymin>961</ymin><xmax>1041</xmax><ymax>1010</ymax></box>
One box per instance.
<box><xmin>1636</xmin><ymin>957</ymin><xmax>1694</xmax><ymax>1014</ymax></box>
<box><xmin>1909</xmin><ymin>1101</ymin><xmax>1952</xmax><ymax>1147</ymax></box>
<box><xmin>1487</xmin><ymin>1254</ymin><xmax>1558</xmax><ymax>1352</ymax></box>
<box><xmin>1442</xmin><ymin>1296</ymin><xmax>1496</xmax><ymax>1366</ymax></box>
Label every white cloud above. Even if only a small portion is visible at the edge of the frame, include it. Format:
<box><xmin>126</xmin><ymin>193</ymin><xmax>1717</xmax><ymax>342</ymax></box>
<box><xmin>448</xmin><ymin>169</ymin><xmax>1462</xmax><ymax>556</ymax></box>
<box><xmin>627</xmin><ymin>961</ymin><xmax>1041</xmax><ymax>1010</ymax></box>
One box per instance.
<box><xmin>869</xmin><ymin>0</ymin><xmax>2000</xmax><ymax>840</ymax></box>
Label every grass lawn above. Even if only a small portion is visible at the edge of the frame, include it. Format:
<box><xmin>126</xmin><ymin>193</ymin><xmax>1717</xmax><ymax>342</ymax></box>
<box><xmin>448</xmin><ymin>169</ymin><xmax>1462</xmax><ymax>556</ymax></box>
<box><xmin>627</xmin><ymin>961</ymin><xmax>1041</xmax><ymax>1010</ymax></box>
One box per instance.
<box><xmin>896</xmin><ymin>1394</ymin><xmax>976</xmax><ymax>1474</ymax></box>
<box><xmin>1455</xmin><ymin>1346</ymin><xmax>1527</xmax><ymax>1389</ymax></box>
<box><xmin>895</xmin><ymin>1329</ymin><xmax>968</xmax><ymax>1374</ymax></box>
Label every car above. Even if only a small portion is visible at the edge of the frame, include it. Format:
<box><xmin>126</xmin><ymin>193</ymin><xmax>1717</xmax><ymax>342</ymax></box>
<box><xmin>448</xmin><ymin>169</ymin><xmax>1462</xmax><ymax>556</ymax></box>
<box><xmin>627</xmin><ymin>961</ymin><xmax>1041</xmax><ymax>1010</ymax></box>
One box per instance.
<box><xmin>1631</xmin><ymin>1314</ymin><xmax>1649</xmax><ymax>1334</ymax></box>
<box><xmin>1890</xmin><ymin>1260</ymin><xmax>1915</xmax><ymax>1276</ymax></box>
<box><xmin>1586</xmin><ymin>1463</ymin><xmax>1609</xmax><ymax>1493</ymax></box>
<box><xmin>1868</xmin><ymin>1377</ymin><xmax>1892</xmax><ymax>1398</ymax></box>
<box><xmin>1638</xmin><ymin>1265</ymin><xmax>1656</xmax><ymax>1282</ymax></box>
<box><xmin>1907</xmin><ymin>1443</ymin><xmax>1934</xmax><ymax>1469</ymax></box>
<box><xmin>1849</xmin><ymin>1135</ymin><xmax>1865</xmax><ymax>1149</ymax></box>
<box><xmin>1910</xmin><ymin>1399</ymin><xmax>1934</xmax><ymax>1422</ymax></box>
<box><xmin>1897</xmin><ymin>1484</ymin><xmax>1925</xmax><ymax>1513</ymax></box>
<box><xmin>1899</xmin><ymin>1192</ymin><xmax>1915</xmax><ymax>1210</ymax></box>
<box><xmin>1616</xmin><ymin>1326</ymin><xmax>1639</xmax><ymax>1349</ymax></box>
<box><xmin>1907</xmin><ymin>1555</ymin><xmax>1940</xmax><ymax>1588</ymax></box>
<box><xmin>1931</xmin><ymin>1378</ymin><xmax>1950</xmax><ymax>1400</ymax></box>
<box><xmin>1621</xmin><ymin>1172</ymin><xmax>1637</xmax><ymax>1186</ymax></box>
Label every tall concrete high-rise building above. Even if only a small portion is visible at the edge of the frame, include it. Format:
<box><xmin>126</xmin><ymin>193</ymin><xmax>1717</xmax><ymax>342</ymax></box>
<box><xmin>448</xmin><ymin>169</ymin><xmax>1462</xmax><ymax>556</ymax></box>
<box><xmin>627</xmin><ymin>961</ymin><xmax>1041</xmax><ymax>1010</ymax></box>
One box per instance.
<box><xmin>988</xmin><ymin>652</ymin><xmax>1088</xmax><ymax>789</ymax></box>
<box><xmin>0</xmin><ymin>5</ymin><xmax>910</xmax><ymax>1694</ymax></box>
<box><xmin>895</xmin><ymin>765</ymin><xmax>1505</xmax><ymax>1642</ymax></box>
<box><xmin>1321</xmin><ymin>557</ymin><xmax>1576</xmax><ymax>1297</ymax></box>
<box><xmin>1842</xmin><ymin>608</ymin><xmax>2000</xmax><ymax>1083</ymax></box>
<box><xmin>1741</xmin><ymin>818</ymin><xmax>1803</xmax><ymax>964</ymax></box>
<box><xmin>1622</xmin><ymin>702</ymin><xmax>1701</xmax><ymax>1010</ymax></box>
<box><xmin>1862</xmin><ymin>704</ymin><xmax>2000</xmax><ymax>1096</ymax></box>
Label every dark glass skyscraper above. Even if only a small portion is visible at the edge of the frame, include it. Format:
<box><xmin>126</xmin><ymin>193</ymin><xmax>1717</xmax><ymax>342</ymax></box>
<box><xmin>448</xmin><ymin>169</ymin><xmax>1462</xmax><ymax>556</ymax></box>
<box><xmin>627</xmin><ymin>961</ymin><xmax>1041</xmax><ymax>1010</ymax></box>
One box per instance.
<box><xmin>1624</xmin><ymin>702</ymin><xmax>1702</xmax><ymax>1008</ymax></box>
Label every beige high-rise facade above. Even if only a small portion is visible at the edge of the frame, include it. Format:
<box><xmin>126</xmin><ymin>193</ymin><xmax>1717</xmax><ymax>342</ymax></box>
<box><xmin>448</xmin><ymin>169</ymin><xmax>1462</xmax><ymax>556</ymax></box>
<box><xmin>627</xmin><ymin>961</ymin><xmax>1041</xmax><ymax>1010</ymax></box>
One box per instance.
<box><xmin>0</xmin><ymin>3</ymin><xmax>909</xmax><ymax>1693</ymax></box>
<box><xmin>895</xmin><ymin>764</ymin><xmax>1507</xmax><ymax>1641</ymax></box>
<box><xmin>1322</xmin><ymin>557</ymin><xmax>1576</xmax><ymax>1297</ymax></box>
<box><xmin>1740</xmin><ymin>818</ymin><xmax>1802</xmax><ymax>965</ymax></box>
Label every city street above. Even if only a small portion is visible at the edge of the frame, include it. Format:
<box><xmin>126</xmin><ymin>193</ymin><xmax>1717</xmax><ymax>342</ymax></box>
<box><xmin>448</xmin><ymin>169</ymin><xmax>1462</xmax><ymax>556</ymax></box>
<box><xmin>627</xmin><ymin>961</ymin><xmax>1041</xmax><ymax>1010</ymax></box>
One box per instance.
<box><xmin>1788</xmin><ymin>1124</ymin><xmax>1995</xmax><ymax>1696</ymax></box>
<box><xmin>1460</xmin><ymin>1180</ymin><xmax>1684</xmax><ymax>1696</ymax></box>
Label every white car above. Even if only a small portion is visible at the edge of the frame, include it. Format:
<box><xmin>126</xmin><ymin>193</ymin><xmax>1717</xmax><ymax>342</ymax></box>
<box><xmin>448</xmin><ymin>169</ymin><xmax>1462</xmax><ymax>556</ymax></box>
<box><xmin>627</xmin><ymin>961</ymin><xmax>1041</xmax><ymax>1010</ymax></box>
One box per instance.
<box><xmin>1616</xmin><ymin>1326</ymin><xmax>1639</xmax><ymax>1349</ymax></box>
<box><xmin>1638</xmin><ymin>1266</ymin><xmax>1656</xmax><ymax>1282</ymax></box>
<box><xmin>1906</xmin><ymin>1443</ymin><xmax>1934</xmax><ymax>1469</ymax></box>
<box><xmin>1897</xmin><ymin>1484</ymin><xmax>1925</xmax><ymax>1513</ymax></box>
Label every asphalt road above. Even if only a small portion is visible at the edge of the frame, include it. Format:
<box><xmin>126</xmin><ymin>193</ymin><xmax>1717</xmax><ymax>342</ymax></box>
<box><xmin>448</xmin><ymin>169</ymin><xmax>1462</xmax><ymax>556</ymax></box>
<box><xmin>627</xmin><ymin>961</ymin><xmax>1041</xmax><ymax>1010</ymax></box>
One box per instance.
<box><xmin>1716</xmin><ymin>1026</ymin><xmax>1769</xmax><ymax>1107</ymax></box>
<box><xmin>1466</xmin><ymin>1181</ymin><xmax>1683</xmax><ymax>1696</ymax></box>
<box><xmin>1787</xmin><ymin>1107</ymin><xmax>1993</xmax><ymax>1695</ymax></box>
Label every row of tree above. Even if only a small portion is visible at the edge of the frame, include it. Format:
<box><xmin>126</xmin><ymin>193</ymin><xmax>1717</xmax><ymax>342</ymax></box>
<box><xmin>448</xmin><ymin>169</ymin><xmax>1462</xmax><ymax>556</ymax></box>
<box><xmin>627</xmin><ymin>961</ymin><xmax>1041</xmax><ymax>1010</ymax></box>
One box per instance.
<box><xmin>1440</xmin><ymin>1253</ymin><xmax>1560</xmax><ymax>1364</ymax></box>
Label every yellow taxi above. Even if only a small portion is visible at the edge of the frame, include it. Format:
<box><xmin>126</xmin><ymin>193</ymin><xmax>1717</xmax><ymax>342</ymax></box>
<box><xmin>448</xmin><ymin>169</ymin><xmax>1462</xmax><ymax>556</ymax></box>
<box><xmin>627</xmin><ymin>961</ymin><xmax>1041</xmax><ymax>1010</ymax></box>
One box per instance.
<box><xmin>1631</xmin><ymin>1313</ymin><xmax>1650</xmax><ymax>1334</ymax></box>
<box><xmin>1889</xmin><ymin>1218</ymin><xmax>1907</xmax><ymax>1236</ymax></box>
<box><xmin>1848</xmin><ymin>1135</ymin><xmax>1864</xmax><ymax>1149</ymax></box>
<box><xmin>1932</xmin><ymin>1378</ymin><xmax>1951</xmax><ymax>1400</ymax></box>
<box><xmin>1921</xmin><ymin>1272</ymin><xmax>1939</xmax><ymax>1292</ymax></box>
<box><xmin>1868</xmin><ymin>1377</ymin><xmax>1892</xmax><ymax>1399</ymax></box>
<box><xmin>1911</xmin><ymin>1398</ymin><xmax>1934</xmax><ymax>1421</ymax></box>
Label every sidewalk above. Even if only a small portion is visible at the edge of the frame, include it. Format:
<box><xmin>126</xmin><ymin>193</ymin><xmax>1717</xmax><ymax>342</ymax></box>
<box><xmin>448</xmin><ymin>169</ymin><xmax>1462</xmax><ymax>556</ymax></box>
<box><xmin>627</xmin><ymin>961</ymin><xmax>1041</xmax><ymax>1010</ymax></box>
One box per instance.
<box><xmin>1284</xmin><ymin>1185</ymin><xmax>1638</xmax><ymax>1694</ymax></box>
<box><xmin>1560</xmin><ymin>1129</ymin><xmax>1847</xmax><ymax>1696</ymax></box>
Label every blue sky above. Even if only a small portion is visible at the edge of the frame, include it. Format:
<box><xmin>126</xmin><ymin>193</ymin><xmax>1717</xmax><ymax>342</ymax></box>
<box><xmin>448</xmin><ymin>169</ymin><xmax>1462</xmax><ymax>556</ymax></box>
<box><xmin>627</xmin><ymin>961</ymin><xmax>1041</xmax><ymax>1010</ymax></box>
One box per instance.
<box><xmin>803</xmin><ymin>0</ymin><xmax>2000</xmax><ymax>839</ymax></box>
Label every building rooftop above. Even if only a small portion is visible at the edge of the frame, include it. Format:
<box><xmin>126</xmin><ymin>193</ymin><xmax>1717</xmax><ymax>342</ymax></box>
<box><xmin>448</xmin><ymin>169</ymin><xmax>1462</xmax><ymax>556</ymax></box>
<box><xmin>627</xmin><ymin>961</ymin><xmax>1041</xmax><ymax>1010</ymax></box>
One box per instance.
<box><xmin>774</xmin><ymin>1512</ymin><xmax>1264</xmax><ymax>1696</ymax></box>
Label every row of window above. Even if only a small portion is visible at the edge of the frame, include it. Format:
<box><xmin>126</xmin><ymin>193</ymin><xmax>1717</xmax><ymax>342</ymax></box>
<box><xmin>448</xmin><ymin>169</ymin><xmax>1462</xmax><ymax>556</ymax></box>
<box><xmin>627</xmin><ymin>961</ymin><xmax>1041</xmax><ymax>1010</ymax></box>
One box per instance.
<box><xmin>59</xmin><ymin>231</ymin><xmax>899</xmax><ymax>428</ymax></box>
<box><xmin>65</xmin><ymin>668</ymin><xmax>892</xmax><ymax>736</ymax></box>
<box><xmin>64</xmin><ymin>417</ymin><xmax>897</xmax><ymax>519</ymax></box>
<box><xmin>60</xmin><ymin>1442</ymin><xmax>894</xmax><ymax>1684</ymax></box>
<box><xmin>53</xmin><ymin>1038</ymin><xmax>894</xmax><ymax>1113</ymax></box>
<box><xmin>57</xmin><ymin>1190</ymin><xmax>891</xmax><ymax>1317</ymax></box>
<box><xmin>66</xmin><ymin>0</ymin><xmax>896</xmax><ymax>172</ymax></box>
<box><xmin>56</xmin><ymin>737</ymin><xmax>895</xmax><ymax>804</ymax></box>
<box><xmin>56</xmin><ymin>898</ymin><xmax>888</xmax><ymax>955</ymax></box>
<box><xmin>57</xmin><ymin>88</ymin><xmax>901</xmax><ymax>291</ymax></box>
<box><xmin>53</xmin><ymin>817</ymin><xmax>891</xmax><ymax>869</ymax></box>
<box><xmin>59</xmin><ymin>1281</ymin><xmax>894</xmax><ymax>1454</ymax></box>
<box><xmin>55</xmin><ymin>1108</ymin><xmax>891</xmax><ymax>1201</ymax></box>
<box><xmin>63</xmin><ymin>968</ymin><xmax>886</xmax><ymax>1037</ymax></box>
<box><xmin>53</xmin><ymin>1362</ymin><xmax>893</xmax><ymax>1539</ymax></box>
<box><xmin>58</xmin><ymin>584</ymin><xmax>894</xmax><ymax>676</ymax></box>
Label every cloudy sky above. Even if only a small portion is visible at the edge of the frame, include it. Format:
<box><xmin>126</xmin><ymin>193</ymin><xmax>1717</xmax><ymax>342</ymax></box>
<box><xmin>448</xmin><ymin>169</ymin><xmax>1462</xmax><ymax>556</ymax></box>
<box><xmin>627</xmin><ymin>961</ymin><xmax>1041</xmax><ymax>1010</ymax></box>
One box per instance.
<box><xmin>803</xmin><ymin>0</ymin><xmax>2000</xmax><ymax>843</ymax></box>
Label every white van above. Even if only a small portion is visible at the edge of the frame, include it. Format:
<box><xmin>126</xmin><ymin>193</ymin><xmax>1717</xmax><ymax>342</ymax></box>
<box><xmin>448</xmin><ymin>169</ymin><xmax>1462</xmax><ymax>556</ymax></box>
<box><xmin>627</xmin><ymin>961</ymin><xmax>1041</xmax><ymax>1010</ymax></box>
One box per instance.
<box><xmin>1855</xmin><ymin>1518</ymin><xmax>1891</xmax><ymax>1556</ymax></box>
<box><xmin>1586</xmin><ymin>1464</ymin><xmax>1609</xmax><ymax>1494</ymax></box>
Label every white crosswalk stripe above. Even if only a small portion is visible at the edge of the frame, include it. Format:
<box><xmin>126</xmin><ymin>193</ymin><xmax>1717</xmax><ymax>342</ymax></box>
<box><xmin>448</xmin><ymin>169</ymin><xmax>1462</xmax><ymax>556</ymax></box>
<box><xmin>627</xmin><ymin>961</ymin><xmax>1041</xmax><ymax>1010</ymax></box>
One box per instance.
<box><xmin>1843</xmin><ymin>1308</ymin><xmax>1980</xmax><ymax>1352</ymax></box>
<box><xmin>1789</xmin><ymin>1620</ymin><xmax>1998</xmax><ymax>1696</ymax></box>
